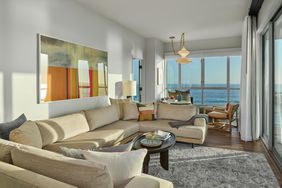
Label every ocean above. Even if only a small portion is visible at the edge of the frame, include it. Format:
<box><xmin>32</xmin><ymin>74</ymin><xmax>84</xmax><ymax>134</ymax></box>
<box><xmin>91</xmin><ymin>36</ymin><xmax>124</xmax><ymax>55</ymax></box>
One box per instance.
<box><xmin>166</xmin><ymin>84</ymin><xmax>240</xmax><ymax>105</ymax></box>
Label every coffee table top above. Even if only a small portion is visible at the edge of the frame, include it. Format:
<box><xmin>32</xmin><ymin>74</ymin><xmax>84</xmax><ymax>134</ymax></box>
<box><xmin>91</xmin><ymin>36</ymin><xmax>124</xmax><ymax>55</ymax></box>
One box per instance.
<box><xmin>133</xmin><ymin>132</ymin><xmax>176</xmax><ymax>154</ymax></box>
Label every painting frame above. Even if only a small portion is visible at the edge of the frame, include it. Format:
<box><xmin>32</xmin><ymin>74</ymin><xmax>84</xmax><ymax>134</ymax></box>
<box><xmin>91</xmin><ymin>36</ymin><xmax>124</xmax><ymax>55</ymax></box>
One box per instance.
<box><xmin>37</xmin><ymin>34</ymin><xmax>108</xmax><ymax>104</ymax></box>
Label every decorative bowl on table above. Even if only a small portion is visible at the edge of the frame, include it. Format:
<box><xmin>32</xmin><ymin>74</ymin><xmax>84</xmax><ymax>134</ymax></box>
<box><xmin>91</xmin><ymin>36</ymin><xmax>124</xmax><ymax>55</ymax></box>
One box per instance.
<box><xmin>140</xmin><ymin>138</ymin><xmax>162</xmax><ymax>148</ymax></box>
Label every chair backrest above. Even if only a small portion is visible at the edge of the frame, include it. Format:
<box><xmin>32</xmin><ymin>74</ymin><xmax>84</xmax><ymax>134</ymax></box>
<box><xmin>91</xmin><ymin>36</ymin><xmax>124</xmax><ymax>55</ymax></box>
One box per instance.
<box><xmin>228</xmin><ymin>104</ymin><xmax>239</xmax><ymax>117</ymax></box>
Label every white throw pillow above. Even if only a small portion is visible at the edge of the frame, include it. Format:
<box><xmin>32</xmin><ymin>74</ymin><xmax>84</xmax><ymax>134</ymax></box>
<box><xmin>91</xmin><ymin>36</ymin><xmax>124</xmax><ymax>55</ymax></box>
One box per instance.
<box><xmin>83</xmin><ymin>149</ymin><xmax>147</xmax><ymax>186</ymax></box>
<box><xmin>123</xmin><ymin>103</ymin><xmax>139</xmax><ymax>120</ymax></box>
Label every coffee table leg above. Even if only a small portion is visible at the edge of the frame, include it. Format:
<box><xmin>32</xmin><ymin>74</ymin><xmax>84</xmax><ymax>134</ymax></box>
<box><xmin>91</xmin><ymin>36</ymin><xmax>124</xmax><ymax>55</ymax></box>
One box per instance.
<box><xmin>160</xmin><ymin>150</ymin><xmax>169</xmax><ymax>170</ymax></box>
<box><xmin>143</xmin><ymin>154</ymin><xmax>150</xmax><ymax>174</ymax></box>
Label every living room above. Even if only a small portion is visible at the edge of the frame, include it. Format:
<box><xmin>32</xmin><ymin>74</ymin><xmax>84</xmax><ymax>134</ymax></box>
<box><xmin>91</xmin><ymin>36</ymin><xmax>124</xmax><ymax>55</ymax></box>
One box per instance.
<box><xmin>0</xmin><ymin>0</ymin><xmax>282</xmax><ymax>187</ymax></box>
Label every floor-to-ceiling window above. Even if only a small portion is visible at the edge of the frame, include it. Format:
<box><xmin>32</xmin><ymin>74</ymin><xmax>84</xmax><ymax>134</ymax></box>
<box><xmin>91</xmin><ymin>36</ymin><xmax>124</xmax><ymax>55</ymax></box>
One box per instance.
<box><xmin>132</xmin><ymin>59</ymin><xmax>142</xmax><ymax>102</ymax></box>
<box><xmin>165</xmin><ymin>53</ymin><xmax>241</xmax><ymax>105</ymax></box>
<box><xmin>274</xmin><ymin>13</ymin><xmax>282</xmax><ymax>160</ymax></box>
<box><xmin>262</xmin><ymin>29</ymin><xmax>271</xmax><ymax>146</ymax></box>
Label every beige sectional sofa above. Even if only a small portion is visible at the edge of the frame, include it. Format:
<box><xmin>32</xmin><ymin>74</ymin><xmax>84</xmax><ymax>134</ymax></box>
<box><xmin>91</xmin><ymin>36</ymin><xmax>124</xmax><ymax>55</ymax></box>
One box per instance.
<box><xmin>0</xmin><ymin>100</ymin><xmax>208</xmax><ymax>188</ymax></box>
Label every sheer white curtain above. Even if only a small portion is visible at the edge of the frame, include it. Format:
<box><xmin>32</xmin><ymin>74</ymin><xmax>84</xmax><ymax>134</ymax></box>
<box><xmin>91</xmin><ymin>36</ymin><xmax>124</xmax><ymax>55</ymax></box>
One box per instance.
<box><xmin>240</xmin><ymin>16</ymin><xmax>261</xmax><ymax>141</ymax></box>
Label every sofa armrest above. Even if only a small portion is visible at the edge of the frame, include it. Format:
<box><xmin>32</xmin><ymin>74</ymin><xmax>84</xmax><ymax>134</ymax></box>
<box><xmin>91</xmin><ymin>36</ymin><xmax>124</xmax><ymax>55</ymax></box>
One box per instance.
<box><xmin>0</xmin><ymin>161</ymin><xmax>76</xmax><ymax>188</ymax></box>
<box><xmin>194</xmin><ymin>118</ymin><xmax>207</xmax><ymax>127</ymax></box>
<box><xmin>125</xmin><ymin>174</ymin><xmax>173</xmax><ymax>188</ymax></box>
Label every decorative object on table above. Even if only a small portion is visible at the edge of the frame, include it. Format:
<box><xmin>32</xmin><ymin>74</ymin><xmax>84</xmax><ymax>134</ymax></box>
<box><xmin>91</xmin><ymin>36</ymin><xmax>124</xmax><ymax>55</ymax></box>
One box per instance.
<box><xmin>137</xmin><ymin>103</ymin><xmax>156</xmax><ymax>121</ymax></box>
<box><xmin>0</xmin><ymin>114</ymin><xmax>27</xmax><ymax>140</ymax></box>
<box><xmin>148</xmin><ymin>143</ymin><xmax>279</xmax><ymax>188</ymax></box>
<box><xmin>133</xmin><ymin>132</ymin><xmax>176</xmax><ymax>174</ymax></box>
<box><xmin>38</xmin><ymin>35</ymin><xmax>108</xmax><ymax>103</ymax></box>
<box><xmin>169</xmin><ymin>33</ymin><xmax>192</xmax><ymax>64</ymax></box>
<box><xmin>207</xmin><ymin>103</ymin><xmax>239</xmax><ymax>133</ymax></box>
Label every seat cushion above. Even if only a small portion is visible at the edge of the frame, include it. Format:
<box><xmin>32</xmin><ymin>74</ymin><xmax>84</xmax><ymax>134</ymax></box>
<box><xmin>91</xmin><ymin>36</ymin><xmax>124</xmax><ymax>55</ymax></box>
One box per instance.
<box><xmin>139</xmin><ymin>120</ymin><xmax>206</xmax><ymax>140</ymax></box>
<box><xmin>98</xmin><ymin>120</ymin><xmax>139</xmax><ymax>141</ymax></box>
<box><xmin>84</xmin><ymin>105</ymin><xmax>119</xmax><ymax>130</ymax></box>
<box><xmin>59</xmin><ymin>120</ymin><xmax>139</xmax><ymax>149</ymax></box>
<box><xmin>11</xmin><ymin>145</ymin><xmax>113</xmax><ymax>188</ymax></box>
<box><xmin>36</xmin><ymin>112</ymin><xmax>89</xmax><ymax>146</ymax></box>
<box><xmin>208</xmin><ymin>111</ymin><xmax>228</xmax><ymax>119</ymax></box>
<box><xmin>9</xmin><ymin>121</ymin><xmax>43</xmax><ymax>148</ymax></box>
<box><xmin>157</xmin><ymin>103</ymin><xmax>198</xmax><ymax>121</ymax></box>
<box><xmin>123</xmin><ymin>174</ymin><xmax>174</xmax><ymax>188</ymax></box>
<box><xmin>0</xmin><ymin>161</ymin><xmax>76</xmax><ymax>188</ymax></box>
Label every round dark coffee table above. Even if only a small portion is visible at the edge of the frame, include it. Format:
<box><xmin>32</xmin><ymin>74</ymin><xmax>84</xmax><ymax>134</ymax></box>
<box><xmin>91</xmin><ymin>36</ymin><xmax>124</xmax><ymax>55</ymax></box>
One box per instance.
<box><xmin>132</xmin><ymin>132</ymin><xmax>176</xmax><ymax>173</ymax></box>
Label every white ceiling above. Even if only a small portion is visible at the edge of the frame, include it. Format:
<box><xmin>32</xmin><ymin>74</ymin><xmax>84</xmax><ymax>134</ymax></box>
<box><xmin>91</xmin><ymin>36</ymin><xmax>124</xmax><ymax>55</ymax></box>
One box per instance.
<box><xmin>75</xmin><ymin>0</ymin><xmax>252</xmax><ymax>42</ymax></box>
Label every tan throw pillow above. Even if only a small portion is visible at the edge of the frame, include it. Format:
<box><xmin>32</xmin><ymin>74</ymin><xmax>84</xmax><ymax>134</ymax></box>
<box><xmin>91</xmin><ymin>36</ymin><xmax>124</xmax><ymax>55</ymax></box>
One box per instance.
<box><xmin>9</xmin><ymin>121</ymin><xmax>43</xmax><ymax>148</ymax></box>
<box><xmin>157</xmin><ymin>103</ymin><xmax>198</xmax><ymax>121</ymax></box>
<box><xmin>84</xmin><ymin>105</ymin><xmax>119</xmax><ymax>130</ymax></box>
<box><xmin>123</xmin><ymin>103</ymin><xmax>139</xmax><ymax>120</ymax></box>
<box><xmin>83</xmin><ymin>149</ymin><xmax>147</xmax><ymax>187</ymax></box>
<box><xmin>110</xmin><ymin>98</ymin><xmax>130</xmax><ymax>119</ymax></box>
<box><xmin>11</xmin><ymin>145</ymin><xmax>113</xmax><ymax>188</ymax></box>
<box><xmin>36</xmin><ymin>112</ymin><xmax>89</xmax><ymax>146</ymax></box>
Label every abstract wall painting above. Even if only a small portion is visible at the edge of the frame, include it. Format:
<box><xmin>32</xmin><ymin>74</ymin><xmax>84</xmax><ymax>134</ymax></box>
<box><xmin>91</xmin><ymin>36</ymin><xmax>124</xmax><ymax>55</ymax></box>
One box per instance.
<box><xmin>38</xmin><ymin>35</ymin><xmax>108</xmax><ymax>103</ymax></box>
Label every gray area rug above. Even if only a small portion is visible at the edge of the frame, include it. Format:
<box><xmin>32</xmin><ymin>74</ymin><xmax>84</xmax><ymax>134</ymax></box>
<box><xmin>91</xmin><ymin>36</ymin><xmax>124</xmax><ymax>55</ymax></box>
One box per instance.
<box><xmin>148</xmin><ymin>143</ymin><xmax>279</xmax><ymax>188</ymax></box>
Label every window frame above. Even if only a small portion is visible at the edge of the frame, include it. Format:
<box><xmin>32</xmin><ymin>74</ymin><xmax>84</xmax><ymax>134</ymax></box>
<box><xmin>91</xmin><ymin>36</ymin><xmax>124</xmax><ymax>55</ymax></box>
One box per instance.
<box><xmin>165</xmin><ymin>49</ymin><xmax>241</xmax><ymax>105</ymax></box>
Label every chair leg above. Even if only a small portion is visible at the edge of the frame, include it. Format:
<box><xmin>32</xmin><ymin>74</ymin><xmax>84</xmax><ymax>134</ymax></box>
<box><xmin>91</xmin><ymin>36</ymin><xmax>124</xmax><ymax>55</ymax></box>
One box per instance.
<box><xmin>192</xmin><ymin>143</ymin><xmax>194</xmax><ymax>148</ymax></box>
<box><xmin>229</xmin><ymin>118</ymin><xmax>232</xmax><ymax>133</ymax></box>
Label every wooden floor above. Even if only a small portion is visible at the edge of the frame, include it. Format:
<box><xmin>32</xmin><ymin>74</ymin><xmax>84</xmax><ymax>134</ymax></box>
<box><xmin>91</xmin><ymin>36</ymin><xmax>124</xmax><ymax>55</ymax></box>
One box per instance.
<box><xmin>204</xmin><ymin>128</ymin><xmax>282</xmax><ymax>187</ymax></box>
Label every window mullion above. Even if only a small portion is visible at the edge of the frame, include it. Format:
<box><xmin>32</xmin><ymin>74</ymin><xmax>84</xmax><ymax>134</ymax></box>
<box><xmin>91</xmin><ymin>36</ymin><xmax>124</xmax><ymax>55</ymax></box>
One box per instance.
<box><xmin>178</xmin><ymin>63</ymin><xmax>181</xmax><ymax>89</ymax></box>
<box><xmin>227</xmin><ymin>56</ymin><xmax>230</xmax><ymax>102</ymax></box>
<box><xmin>201</xmin><ymin>58</ymin><xmax>205</xmax><ymax>104</ymax></box>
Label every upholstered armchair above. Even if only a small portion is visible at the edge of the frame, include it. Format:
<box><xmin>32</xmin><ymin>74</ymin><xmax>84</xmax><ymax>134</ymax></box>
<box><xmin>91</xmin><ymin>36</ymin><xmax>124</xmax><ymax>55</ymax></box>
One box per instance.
<box><xmin>207</xmin><ymin>103</ymin><xmax>239</xmax><ymax>133</ymax></box>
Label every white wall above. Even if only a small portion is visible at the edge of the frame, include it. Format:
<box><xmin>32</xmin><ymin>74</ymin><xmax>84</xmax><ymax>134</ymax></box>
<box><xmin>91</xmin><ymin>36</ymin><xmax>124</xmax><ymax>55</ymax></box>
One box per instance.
<box><xmin>143</xmin><ymin>38</ymin><xmax>165</xmax><ymax>102</ymax></box>
<box><xmin>0</xmin><ymin>0</ymin><xmax>144</xmax><ymax>122</ymax></box>
<box><xmin>164</xmin><ymin>36</ymin><xmax>242</xmax><ymax>53</ymax></box>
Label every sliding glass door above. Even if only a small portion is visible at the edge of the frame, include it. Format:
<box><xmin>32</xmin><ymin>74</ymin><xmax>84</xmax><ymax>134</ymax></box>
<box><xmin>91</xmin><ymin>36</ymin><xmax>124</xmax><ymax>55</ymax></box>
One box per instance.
<box><xmin>262</xmin><ymin>29</ymin><xmax>270</xmax><ymax>147</ymax></box>
<box><xmin>274</xmin><ymin>13</ymin><xmax>282</xmax><ymax>160</ymax></box>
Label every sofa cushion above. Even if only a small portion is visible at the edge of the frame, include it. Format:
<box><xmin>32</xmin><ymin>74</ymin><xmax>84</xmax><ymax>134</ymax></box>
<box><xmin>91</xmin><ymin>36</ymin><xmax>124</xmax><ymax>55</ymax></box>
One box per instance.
<box><xmin>125</xmin><ymin>174</ymin><xmax>174</xmax><ymax>188</ymax></box>
<box><xmin>110</xmin><ymin>98</ymin><xmax>130</xmax><ymax>119</ymax></box>
<box><xmin>11</xmin><ymin>145</ymin><xmax>113</xmax><ymax>188</ymax></box>
<box><xmin>123</xmin><ymin>103</ymin><xmax>139</xmax><ymax>120</ymax></box>
<box><xmin>0</xmin><ymin>138</ymin><xmax>21</xmax><ymax>163</ymax></box>
<box><xmin>157</xmin><ymin>103</ymin><xmax>198</xmax><ymax>121</ymax></box>
<box><xmin>9</xmin><ymin>121</ymin><xmax>43</xmax><ymax>148</ymax></box>
<box><xmin>0</xmin><ymin>161</ymin><xmax>76</xmax><ymax>188</ymax></box>
<box><xmin>84</xmin><ymin>105</ymin><xmax>119</xmax><ymax>130</ymax></box>
<box><xmin>36</xmin><ymin>112</ymin><xmax>89</xmax><ymax>146</ymax></box>
<box><xmin>139</xmin><ymin>120</ymin><xmax>206</xmax><ymax>140</ymax></box>
<box><xmin>0</xmin><ymin>114</ymin><xmax>27</xmax><ymax>140</ymax></box>
<box><xmin>98</xmin><ymin>120</ymin><xmax>139</xmax><ymax>141</ymax></box>
<box><xmin>83</xmin><ymin>149</ymin><xmax>147</xmax><ymax>187</ymax></box>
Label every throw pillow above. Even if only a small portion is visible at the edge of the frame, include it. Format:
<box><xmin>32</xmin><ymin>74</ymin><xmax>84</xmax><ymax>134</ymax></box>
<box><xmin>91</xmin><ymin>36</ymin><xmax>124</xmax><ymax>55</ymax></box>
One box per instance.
<box><xmin>123</xmin><ymin>103</ymin><xmax>139</xmax><ymax>120</ymax></box>
<box><xmin>0</xmin><ymin>114</ymin><xmax>27</xmax><ymax>140</ymax></box>
<box><xmin>9</xmin><ymin>121</ymin><xmax>43</xmax><ymax>148</ymax></box>
<box><xmin>84</xmin><ymin>105</ymin><xmax>119</xmax><ymax>130</ymax></box>
<box><xmin>11</xmin><ymin>145</ymin><xmax>113</xmax><ymax>188</ymax></box>
<box><xmin>60</xmin><ymin>142</ymin><xmax>134</xmax><ymax>160</ymax></box>
<box><xmin>91</xmin><ymin>142</ymin><xmax>133</xmax><ymax>152</ymax></box>
<box><xmin>83</xmin><ymin>149</ymin><xmax>147</xmax><ymax>186</ymax></box>
<box><xmin>110</xmin><ymin>98</ymin><xmax>131</xmax><ymax>119</ymax></box>
<box><xmin>137</xmin><ymin>103</ymin><xmax>155</xmax><ymax>121</ymax></box>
